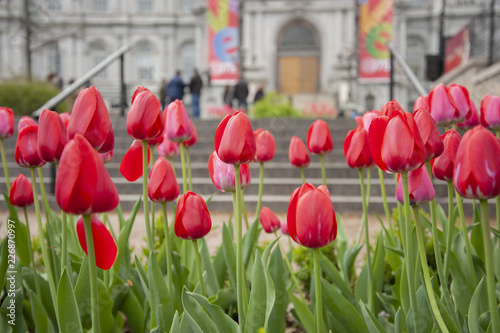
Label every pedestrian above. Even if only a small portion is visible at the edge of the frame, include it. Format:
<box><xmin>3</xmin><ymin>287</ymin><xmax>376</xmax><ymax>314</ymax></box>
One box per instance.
<box><xmin>223</xmin><ymin>85</ymin><xmax>233</xmax><ymax>107</ymax></box>
<box><xmin>159</xmin><ymin>79</ymin><xmax>167</xmax><ymax>110</ymax></box>
<box><xmin>189</xmin><ymin>69</ymin><xmax>203</xmax><ymax>118</ymax></box>
<box><xmin>166</xmin><ymin>70</ymin><xmax>186</xmax><ymax>103</ymax></box>
<box><xmin>253</xmin><ymin>84</ymin><xmax>265</xmax><ymax>103</ymax></box>
<box><xmin>233</xmin><ymin>76</ymin><xmax>249</xmax><ymax>110</ymax></box>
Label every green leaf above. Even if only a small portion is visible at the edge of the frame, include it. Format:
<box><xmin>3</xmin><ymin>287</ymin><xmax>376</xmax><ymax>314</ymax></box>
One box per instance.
<box><xmin>262</xmin><ymin>237</ymin><xmax>280</xmax><ymax>266</ymax></box>
<box><xmin>114</xmin><ymin>198</ymin><xmax>141</xmax><ymax>273</ymax></box>
<box><xmin>394</xmin><ymin>307</ymin><xmax>408</xmax><ymax>333</ymax></box>
<box><xmin>204</xmin><ymin>193</ymin><xmax>216</xmax><ymax>204</ymax></box>
<box><xmin>468</xmin><ymin>278</ymin><xmax>486</xmax><ymax>333</ymax></box>
<box><xmin>212</xmin><ymin>244</ymin><xmax>227</xmax><ymax>289</ymax></box>
<box><xmin>209</xmin><ymin>288</ymin><xmax>236</xmax><ymax>310</ymax></box>
<box><xmin>29</xmin><ymin>291</ymin><xmax>49</xmax><ymax>333</ymax></box>
<box><xmin>74</xmin><ymin>256</ymin><xmax>91</xmax><ymax>329</ymax></box>
<box><xmin>288</xmin><ymin>291</ymin><xmax>316</xmax><ymax>333</ymax></box>
<box><xmin>245</xmin><ymin>250</ymin><xmax>275</xmax><ymax>333</ymax></box>
<box><xmin>200</xmin><ymin>238</ymin><xmax>219</xmax><ymax>296</ymax></box>
<box><xmin>120</xmin><ymin>286</ymin><xmax>145</xmax><ymax>333</ymax></box>
<box><xmin>96</xmin><ymin>279</ymin><xmax>118</xmax><ymax>333</ymax></box>
<box><xmin>432</xmin><ymin>286</ymin><xmax>461</xmax><ymax>333</ymax></box>
<box><xmin>0</xmin><ymin>238</ymin><xmax>8</xmax><ymax>291</ymax></box>
<box><xmin>148</xmin><ymin>252</ymin><xmax>174</xmax><ymax>331</ymax></box>
<box><xmin>13</xmin><ymin>219</ymin><xmax>30</xmax><ymax>267</ymax></box>
<box><xmin>0</xmin><ymin>309</ymin><xmax>13</xmax><ymax>333</ymax></box>
<box><xmin>57</xmin><ymin>268</ymin><xmax>83</xmax><ymax>333</ymax></box>
<box><xmin>186</xmin><ymin>292</ymin><xmax>239</xmax><ymax>333</ymax></box>
<box><xmin>384</xmin><ymin>245</ymin><xmax>404</xmax><ymax>257</ymax></box>
<box><xmin>266</xmin><ymin>246</ymin><xmax>288</xmax><ymax>333</ymax></box>
<box><xmin>371</xmin><ymin>234</ymin><xmax>386</xmax><ymax>313</ymax></box>
<box><xmin>490</xmin><ymin>227</ymin><xmax>500</xmax><ymax>239</ymax></box>
<box><xmin>342</xmin><ymin>244</ymin><xmax>363</xmax><ymax>281</ymax></box>
<box><xmin>319</xmin><ymin>252</ymin><xmax>353</xmax><ymax>301</ymax></box>
<box><xmin>23</xmin><ymin>270</ymin><xmax>57</xmax><ymax>328</ymax></box>
<box><xmin>3</xmin><ymin>193</ymin><xmax>18</xmax><ymax>221</ymax></box>
<box><xmin>222</xmin><ymin>223</ymin><xmax>237</xmax><ymax>290</ymax></box>
<box><xmin>182</xmin><ymin>289</ymin><xmax>220</xmax><ymax>333</ymax></box>
<box><xmin>169</xmin><ymin>311</ymin><xmax>180</xmax><ymax>333</ymax></box>
<box><xmin>134</xmin><ymin>255</ymin><xmax>149</xmax><ymax>301</ymax></box>
<box><xmin>243</xmin><ymin>220</ymin><xmax>261</xmax><ymax>269</ymax></box>
<box><xmin>359</xmin><ymin>301</ymin><xmax>385</xmax><ymax>333</ymax></box>
<box><xmin>322</xmin><ymin>279</ymin><xmax>369</xmax><ymax>333</ymax></box>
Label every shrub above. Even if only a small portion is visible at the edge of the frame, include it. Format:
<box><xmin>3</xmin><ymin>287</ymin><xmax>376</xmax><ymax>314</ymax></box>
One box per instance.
<box><xmin>0</xmin><ymin>79</ymin><xmax>69</xmax><ymax>115</ymax></box>
<box><xmin>251</xmin><ymin>91</ymin><xmax>300</xmax><ymax>118</ymax></box>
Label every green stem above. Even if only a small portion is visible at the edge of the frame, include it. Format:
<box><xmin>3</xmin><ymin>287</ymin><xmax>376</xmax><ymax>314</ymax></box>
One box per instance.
<box><xmin>378</xmin><ymin>168</ymin><xmax>394</xmax><ymax>235</ymax></box>
<box><xmin>61</xmin><ymin>210</ymin><xmax>68</xmax><ymax>276</ymax></box>
<box><xmin>187</xmin><ymin>147</ymin><xmax>193</xmax><ymax>191</ymax></box>
<box><xmin>0</xmin><ymin>139</ymin><xmax>10</xmax><ymax>192</ymax></box>
<box><xmin>37</xmin><ymin>167</ymin><xmax>51</xmax><ymax>218</ymax></box>
<box><xmin>479</xmin><ymin>199</ymin><xmax>500</xmax><ymax>333</ymax></box>
<box><xmin>24</xmin><ymin>207</ymin><xmax>40</xmax><ymax>297</ymax></box>
<box><xmin>241</xmin><ymin>191</ymin><xmax>249</xmax><ymax>230</ymax></box>
<box><xmin>102</xmin><ymin>213</ymin><xmax>117</xmax><ymax>241</ymax></box>
<box><xmin>456</xmin><ymin>191</ymin><xmax>476</xmax><ymax>286</ymax></box>
<box><xmin>30</xmin><ymin>168</ymin><xmax>57</xmax><ymax>307</ymax></box>
<box><xmin>320</xmin><ymin>154</ymin><xmax>326</xmax><ymax>186</ymax></box>
<box><xmin>192</xmin><ymin>239</ymin><xmax>206</xmax><ymax>296</ymax></box>
<box><xmin>396</xmin><ymin>174</ymin><xmax>406</xmax><ymax>251</ymax></box>
<box><xmin>313</xmin><ymin>248</ymin><xmax>323</xmax><ymax>333</ymax></box>
<box><xmin>161</xmin><ymin>203</ymin><xmax>173</xmax><ymax>295</ymax></box>
<box><xmin>359</xmin><ymin>169</ymin><xmax>374</xmax><ymax>311</ymax></box>
<box><xmin>234</xmin><ymin>164</ymin><xmax>247</xmax><ymax>329</ymax></box>
<box><xmin>496</xmin><ymin>196</ymin><xmax>500</xmax><ymax>231</ymax></box>
<box><xmin>168</xmin><ymin>157</ymin><xmax>176</xmax><ymax>178</ymax></box>
<box><xmin>142</xmin><ymin>141</ymin><xmax>154</xmax><ymax>255</ymax></box>
<box><xmin>179</xmin><ymin>143</ymin><xmax>188</xmax><ymax>194</ymax></box>
<box><xmin>412</xmin><ymin>206</ymin><xmax>449</xmax><ymax>333</ymax></box>
<box><xmin>255</xmin><ymin>162</ymin><xmax>265</xmax><ymax>218</ymax></box>
<box><xmin>443</xmin><ymin>181</ymin><xmax>454</xmax><ymax>279</ymax></box>
<box><xmin>83</xmin><ymin>214</ymin><xmax>100</xmax><ymax>333</ymax></box>
<box><xmin>151</xmin><ymin>149</ymin><xmax>155</xmax><ymax>245</ymax></box>
<box><xmin>274</xmin><ymin>232</ymin><xmax>305</xmax><ymax>303</ymax></box>
<box><xmin>300</xmin><ymin>167</ymin><xmax>306</xmax><ymax>184</ymax></box>
<box><xmin>402</xmin><ymin>172</ymin><xmax>420</xmax><ymax>331</ymax></box>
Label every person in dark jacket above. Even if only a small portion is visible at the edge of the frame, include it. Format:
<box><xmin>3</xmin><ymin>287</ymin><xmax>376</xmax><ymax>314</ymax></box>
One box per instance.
<box><xmin>253</xmin><ymin>84</ymin><xmax>265</xmax><ymax>103</ymax></box>
<box><xmin>166</xmin><ymin>70</ymin><xmax>186</xmax><ymax>102</ymax></box>
<box><xmin>189</xmin><ymin>69</ymin><xmax>203</xmax><ymax>118</ymax></box>
<box><xmin>233</xmin><ymin>76</ymin><xmax>249</xmax><ymax>110</ymax></box>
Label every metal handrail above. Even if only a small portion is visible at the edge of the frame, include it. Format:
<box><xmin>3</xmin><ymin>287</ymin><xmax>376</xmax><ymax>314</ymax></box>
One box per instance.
<box><xmin>32</xmin><ymin>43</ymin><xmax>131</xmax><ymax>117</ymax></box>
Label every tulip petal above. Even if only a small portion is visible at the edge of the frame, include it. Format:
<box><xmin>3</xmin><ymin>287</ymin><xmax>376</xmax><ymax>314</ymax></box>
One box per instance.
<box><xmin>368</xmin><ymin>116</ymin><xmax>389</xmax><ymax>172</ymax></box>
<box><xmin>120</xmin><ymin>140</ymin><xmax>151</xmax><ymax>182</ymax></box>
<box><xmin>77</xmin><ymin>215</ymin><xmax>117</xmax><ymax>270</ymax></box>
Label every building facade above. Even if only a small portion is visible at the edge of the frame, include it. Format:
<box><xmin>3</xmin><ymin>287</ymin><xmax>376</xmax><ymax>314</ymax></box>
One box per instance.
<box><xmin>0</xmin><ymin>0</ymin><xmax>497</xmax><ymax>116</ymax></box>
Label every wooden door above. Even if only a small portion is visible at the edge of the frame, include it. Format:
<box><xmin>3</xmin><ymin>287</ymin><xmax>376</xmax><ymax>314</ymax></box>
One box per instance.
<box><xmin>279</xmin><ymin>56</ymin><xmax>318</xmax><ymax>94</ymax></box>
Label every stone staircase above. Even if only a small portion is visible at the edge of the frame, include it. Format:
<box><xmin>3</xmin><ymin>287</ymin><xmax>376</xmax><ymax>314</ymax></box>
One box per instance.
<box><xmin>0</xmin><ymin>116</ymin><xmax>484</xmax><ymax>214</ymax></box>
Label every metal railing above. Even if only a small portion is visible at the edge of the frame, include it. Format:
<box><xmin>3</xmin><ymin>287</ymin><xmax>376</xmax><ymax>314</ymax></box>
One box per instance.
<box><xmin>32</xmin><ymin>43</ymin><xmax>131</xmax><ymax>117</ymax></box>
<box><xmin>387</xmin><ymin>42</ymin><xmax>428</xmax><ymax>96</ymax></box>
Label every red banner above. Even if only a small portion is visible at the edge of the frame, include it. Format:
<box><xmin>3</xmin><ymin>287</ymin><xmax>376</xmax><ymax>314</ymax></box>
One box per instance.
<box><xmin>358</xmin><ymin>0</ymin><xmax>394</xmax><ymax>81</ymax></box>
<box><xmin>207</xmin><ymin>0</ymin><xmax>240</xmax><ymax>84</ymax></box>
<box><xmin>444</xmin><ymin>25</ymin><xmax>470</xmax><ymax>73</ymax></box>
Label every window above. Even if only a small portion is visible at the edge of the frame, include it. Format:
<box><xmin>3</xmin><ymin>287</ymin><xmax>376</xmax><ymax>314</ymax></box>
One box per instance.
<box><xmin>92</xmin><ymin>0</ymin><xmax>108</xmax><ymax>12</ymax></box>
<box><xmin>182</xmin><ymin>0</ymin><xmax>195</xmax><ymax>13</ymax></box>
<box><xmin>47</xmin><ymin>43</ymin><xmax>61</xmax><ymax>76</ymax></box>
<box><xmin>406</xmin><ymin>37</ymin><xmax>424</xmax><ymax>78</ymax></box>
<box><xmin>365</xmin><ymin>94</ymin><xmax>375</xmax><ymax>111</ymax></box>
<box><xmin>136</xmin><ymin>42</ymin><xmax>154</xmax><ymax>80</ymax></box>
<box><xmin>90</xmin><ymin>42</ymin><xmax>107</xmax><ymax>79</ymax></box>
<box><xmin>279</xmin><ymin>22</ymin><xmax>318</xmax><ymax>49</ymax></box>
<box><xmin>46</xmin><ymin>0</ymin><xmax>61</xmax><ymax>11</ymax></box>
<box><xmin>179</xmin><ymin>42</ymin><xmax>195</xmax><ymax>81</ymax></box>
<box><xmin>138</xmin><ymin>0</ymin><xmax>153</xmax><ymax>12</ymax></box>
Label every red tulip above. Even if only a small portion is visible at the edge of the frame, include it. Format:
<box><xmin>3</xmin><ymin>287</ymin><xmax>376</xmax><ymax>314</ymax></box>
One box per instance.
<box><xmin>281</xmin><ymin>220</ymin><xmax>289</xmax><ymax>235</ymax></box>
<box><xmin>15</xmin><ymin>126</ymin><xmax>46</xmax><ymax>168</ymax></box>
<box><xmin>174</xmin><ymin>191</ymin><xmax>212</xmax><ymax>240</ymax></box>
<box><xmin>0</xmin><ymin>107</ymin><xmax>14</xmax><ymax>139</ymax></box>
<box><xmin>148</xmin><ymin>157</ymin><xmax>179</xmax><ymax>203</ymax></box>
<box><xmin>448</xmin><ymin>84</ymin><xmax>472</xmax><ymax>122</ymax></box>
<box><xmin>98</xmin><ymin>124</ymin><xmax>114</xmax><ymax>154</ymax></box>
<box><xmin>131</xmin><ymin>86</ymin><xmax>149</xmax><ymax>104</ymax></box>
<box><xmin>9</xmin><ymin>174</ymin><xmax>33</xmax><ymax>207</ymax></box>
<box><xmin>156</xmin><ymin>133</ymin><xmax>180</xmax><ymax>159</ymax></box>
<box><xmin>480</xmin><ymin>95</ymin><xmax>500</xmax><ymax>130</ymax></box>
<box><xmin>214</xmin><ymin>111</ymin><xmax>256</xmax><ymax>165</ymax></box>
<box><xmin>306</xmin><ymin>119</ymin><xmax>333</xmax><ymax>155</ymax></box>
<box><xmin>56</xmin><ymin>134</ymin><xmax>119</xmax><ymax>214</ymax></box>
<box><xmin>127</xmin><ymin>87</ymin><xmax>164</xmax><ymax>141</ymax></box>
<box><xmin>165</xmin><ymin>100</ymin><xmax>193</xmax><ymax>143</ymax></box>
<box><xmin>368</xmin><ymin>110</ymin><xmax>426</xmax><ymax>173</ymax></box>
<box><xmin>120</xmin><ymin>140</ymin><xmax>151</xmax><ymax>182</ymax></box>
<box><xmin>37</xmin><ymin>109</ymin><xmax>68</xmax><ymax>163</ymax></box>
<box><xmin>427</xmin><ymin>83</ymin><xmax>460</xmax><ymax>125</ymax></box>
<box><xmin>287</xmin><ymin>183</ymin><xmax>337</xmax><ymax>248</ymax></box>
<box><xmin>432</xmin><ymin>129</ymin><xmax>461</xmax><ymax>181</ymax></box>
<box><xmin>453</xmin><ymin>125</ymin><xmax>500</xmax><ymax>199</ymax></box>
<box><xmin>59</xmin><ymin>112</ymin><xmax>70</xmax><ymax>128</ymax></box>
<box><xmin>413</xmin><ymin>96</ymin><xmax>429</xmax><ymax>113</ymax></box>
<box><xmin>289</xmin><ymin>136</ymin><xmax>310</xmax><ymax>168</ymax></box>
<box><xmin>381</xmin><ymin>100</ymin><xmax>403</xmax><ymax>116</ymax></box>
<box><xmin>18</xmin><ymin>116</ymin><xmax>37</xmax><ymax>133</ymax></box>
<box><xmin>68</xmin><ymin>86</ymin><xmax>111</xmax><ymax>150</ymax></box>
<box><xmin>457</xmin><ymin>100</ymin><xmax>479</xmax><ymax>130</ymax></box>
<box><xmin>355</xmin><ymin>110</ymin><xmax>380</xmax><ymax>132</ymax></box>
<box><xmin>147</xmin><ymin>131</ymin><xmax>164</xmax><ymax>147</ymax></box>
<box><xmin>259</xmin><ymin>207</ymin><xmax>281</xmax><ymax>233</ymax></box>
<box><xmin>184</xmin><ymin>121</ymin><xmax>198</xmax><ymax>147</ymax></box>
<box><xmin>99</xmin><ymin>150</ymin><xmax>113</xmax><ymax>164</ymax></box>
<box><xmin>76</xmin><ymin>214</ymin><xmax>117</xmax><ymax>270</ymax></box>
<box><xmin>344</xmin><ymin>125</ymin><xmax>374</xmax><ymax>169</ymax></box>
<box><xmin>254</xmin><ymin>129</ymin><xmax>276</xmax><ymax>162</ymax></box>
<box><xmin>396</xmin><ymin>165</ymin><xmax>435</xmax><ymax>205</ymax></box>
<box><xmin>208</xmin><ymin>151</ymin><xmax>251</xmax><ymax>192</ymax></box>
<box><xmin>413</xmin><ymin>108</ymin><xmax>444</xmax><ymax>161</ymax></box>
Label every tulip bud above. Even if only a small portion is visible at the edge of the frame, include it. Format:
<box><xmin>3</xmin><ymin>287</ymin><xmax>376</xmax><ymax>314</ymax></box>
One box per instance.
<box><xmin>156</xmin><ymin>133</ymin><xmax>180</xmax><ymax>159</ymax></box>
<box><xmin>37</xmin><ymin>109</ymin><xmax>68</xmax><ymax>163</ymax></box>
<box><xmin>431</xmin><ymin>129</ymin><xmax>461</xmax><ymax>182</ymax></box>
<box><xmin>307</xmin><ymin>119</ymin><xmax>333</xmax><ymax>155</ymax></box>
<box><xmin>281</xmin><ymin>220</ymin><xmax>289</xmax><ymax>235</ymax></box>
<box><xmin>427</xmin><ymin>83</ymin><xmax>460</xmax><ymax>126</ymax></box>
<box><xmin>453</xmin><ymin>126</ymin><xmax>500</xmax><ymax>199</ymax></box>
<box><xmin>59</xmin><ymin>112</ymin><xmax>70</xmax><ymax>128</ymax></box>
<box><xmin>148</xmin><ymin>157</ymin><xmax>179</xmax><ymax>203</ymax></box>
<box><xmin>15</xmin><ymin>125</ymin><xmax>46</xmax><ymax>168</ymax></box>
<box><xmin>208</xmin><ymin>151</ymin><xmax>251</xmax><ymax>192</ymax></box>
<box><xmin>480</xmin><ymin>95</ymin><xmax>500</xmax><ymax>131</ymax></box>
<box><xmin>99</xmin><ymin>150</ymin><xmax>113</xmax><ymax>164</ymax></box>
<box><xmin>127</xmin><ymin>87</ymin><xmax>164</xmax><ymax>141</ymax></box>
<box><xmin>457</xmin><ymin>100</ymin><xmax>479</xmax><ymax>130</ymax></box>
<box><xmin>214</xmin><ymin>111</ymin><xmax>256</xmax><ymax>165</ymax></box>
<box><xmin>76</xmin><ymin>214</ymin><xmax>117</xmax><ymax>270</ymax></box>
<box><xmin>413</xmin><ymin>108</ymin><xmax>444</xmax><ymax>161</ymax></box>
<box><xmin>396</xmin><ymin>165</ymin><xmax>435</xmax><ymax>205</ymax></box>
<box><xmin>289</xmin><ymin>136</ymin><xmax>310</xmax><ymax>168</ymax></box>
<box><xmin>98</xmin><ymin>124</ymin><xmax>114</xmax><ymax>154</ymax></box>
<box><xmin>9</xmin><ymin>174</ymin><xmax>33</xmax><ymax>207</ymax></box>
<box><xmin>165</xmin><ymin>100</ymin><xmax>193</xmax><ymax>143</ymax></box>
<box><xmin>355</xmin><ymin>110</ymin><xmax>380</xmax><ymax>132</ymax></box>
<box><xmin>0</xmin><ymin>107</ymin><xmax>14</xmax><ymax>139</ymax></box>
<box><xmin>254</xmin><ymin>129</ymin><xmax>276</xmax><ymax>162</ymax></box>
<box><xmin>120</xmin><ymin>140</ymin><xmax>151</xmax><ymax>182</ymax></box>
<box><xmin>448</xmin><ymin>84</ymin><xmax>472</xmax><ymax>122</ymax></box>
<box><xmin>175</xmin><ymin>191</ymin><xmax>212</xmax><ymax>240</ymax></box>
<box><xmin>381</xmin><ymin>100</ymin><xmax>403</xmax><ymax>116</ymax></box>
<box><xmin>259</xmin><ymin>207</ymin><xmax>281</xmax><ymax>233</ymax></box>
<box><xmin>413</xmin><ymin>96</ymin><xmax>429</xmax><ymax>113</ymax></box>
<box><xmin>183</xmin><ymin>121</ymin><xmax>198</xmax><ymax>147</ymax></box>
<box><xmin>18</xmin><ymin>116</ymin><xmax>37</xmax><ymax>133</ymax></box>
<box><xmin>344</xmin><ymin>126</ymin><xmax>374</xmax><ymax>169</ymax></box>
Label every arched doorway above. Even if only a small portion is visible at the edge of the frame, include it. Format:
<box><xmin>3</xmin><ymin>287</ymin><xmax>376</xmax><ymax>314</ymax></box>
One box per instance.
<box><xmin>277</xmin><ymin>20</ymin><xmax>320</xmax><ymax>94</ymax></box>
